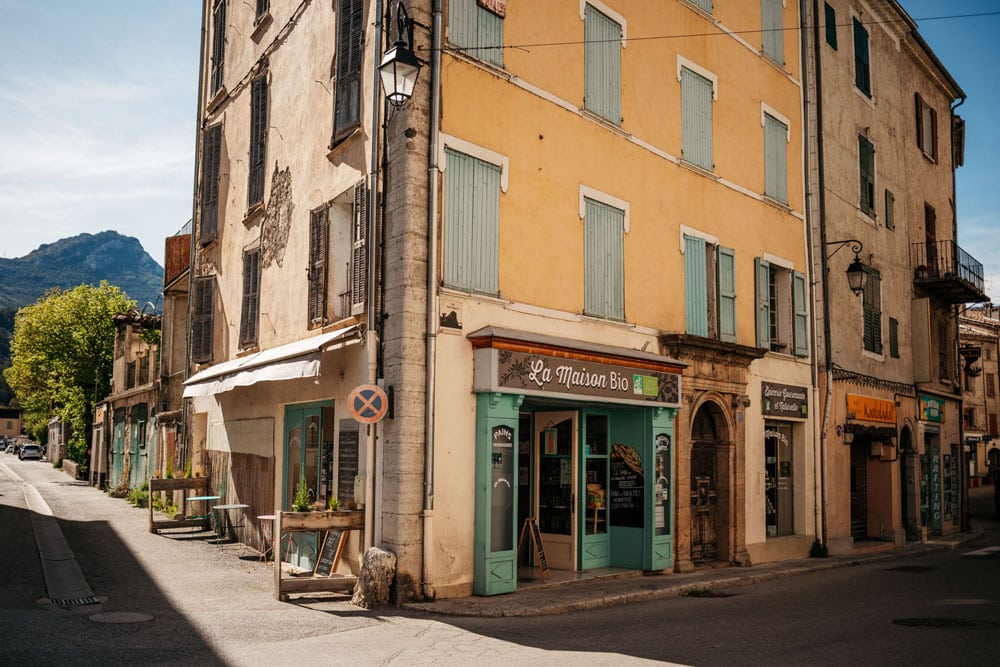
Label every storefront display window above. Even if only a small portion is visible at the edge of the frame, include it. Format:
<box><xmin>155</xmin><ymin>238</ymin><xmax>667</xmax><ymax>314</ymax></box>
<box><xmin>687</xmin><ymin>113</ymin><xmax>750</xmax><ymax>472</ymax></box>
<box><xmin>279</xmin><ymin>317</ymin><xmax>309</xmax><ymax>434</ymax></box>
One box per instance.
<box><xmin>654</xmin><ymin>433</ymin><xmax>671</xmax><ymax>536</ymax></box>
<box><xmin>585</xmin><ymin>415</ymin><xmax>608</xmax><ymax>536</ymax></box>
<box><xmin>491</xmin><ymin>424</ymin><xmax>515</xmax><ymax>552</ymax></box>
<box><xmin>764</xmin><ymin>422</ymin><xmax>793</xmax><ymax>537</ymax></box>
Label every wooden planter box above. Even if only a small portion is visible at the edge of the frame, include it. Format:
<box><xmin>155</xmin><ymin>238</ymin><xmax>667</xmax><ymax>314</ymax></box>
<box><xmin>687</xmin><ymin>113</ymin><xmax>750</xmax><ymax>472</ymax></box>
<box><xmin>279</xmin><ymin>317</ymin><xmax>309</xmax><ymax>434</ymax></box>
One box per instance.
<box><xmin>274</xmin><ymin>510</ymin><xmax>365</xmax><ymax>601</ymax></box>
<box><xmin>279</xmin><ymin>510</ymin><xmax>364</xmax><ymax>531</ymax></box>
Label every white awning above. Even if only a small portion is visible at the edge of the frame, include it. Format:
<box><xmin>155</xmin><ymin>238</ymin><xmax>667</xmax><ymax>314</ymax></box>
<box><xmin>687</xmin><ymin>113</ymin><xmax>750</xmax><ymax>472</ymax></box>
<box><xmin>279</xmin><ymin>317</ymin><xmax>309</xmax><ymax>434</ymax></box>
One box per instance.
<box><xmin>182</xmin><ymin>324</ymin><xmax>361</xmax><ymax>398</ymax></box>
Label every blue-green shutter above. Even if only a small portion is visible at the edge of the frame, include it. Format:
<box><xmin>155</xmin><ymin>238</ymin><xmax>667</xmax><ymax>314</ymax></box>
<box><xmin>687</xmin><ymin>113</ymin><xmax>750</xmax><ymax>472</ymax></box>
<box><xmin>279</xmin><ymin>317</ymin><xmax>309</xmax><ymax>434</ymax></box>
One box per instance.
<box><xmin>717</xmin><ymin>246</ymin><xmax>736</xmax><ymax>342</ymax></box>
<box><xmin>448</xmin><ymin>0</ymin><xmax>504</xmax><ymax>67</ymax></box>
<box><xmin>853</xmin><ymin>17</ymin><xmax>870</xmax><ymax>96</ymax></box>
<box><xmin>755</xmin><ymin>257</ymin><xmax>771</xmax><ymax>349</ymax></box>
<box><xmin>764</xmin><ymin>113</ymin><xmax>788</xmax><ymax>203</ymax></box>
<box><xmin>444</xmin><ymin>148</ymin><xmax>500</xmax><ymax>294</ymax></box>
<box><xmin>584</xmin><ymin>199</ymin><xmax>624</xmax><ymax>320</ymax></box>
<box><xmin>684</xmin><ymin>235</ymin><xmax>707</xmax><ymax>336</ymax></box>
<box><xmin>859</xmin><ymin>135</ymin><xmax>875</xmax><ymax>215</ymax></box>
<box><xmin>691</xmin><ymin>0</ymin><xmax>712</xmax><ymax>12</ymax></box>
<box><xmin>793</xmin><ymin>270</ymin><xmax>808</xmax><ymax>357</ymax></box>
<box><xmin>824</xmin><ymin>3</ymin><xmax>838</xmax><ymax>49</ymax></box>
<box><xmin>584</xmin><ymin>5</ymin><xmax>621</xmax><ymax>125</ymax></box>
<box><xmin>863</xmin><ymin>266</ymin><xmax>882</xmax><ymax>353</ymax></box>
<box><xmin>681</xmin><ymin>67</ymin><xmax>713</xmax><ymax>170</ymax></box>
<box><xmin>761</xmin><ymin>0</ymin><xmax>783</xmax><ymax>64</ymax></box>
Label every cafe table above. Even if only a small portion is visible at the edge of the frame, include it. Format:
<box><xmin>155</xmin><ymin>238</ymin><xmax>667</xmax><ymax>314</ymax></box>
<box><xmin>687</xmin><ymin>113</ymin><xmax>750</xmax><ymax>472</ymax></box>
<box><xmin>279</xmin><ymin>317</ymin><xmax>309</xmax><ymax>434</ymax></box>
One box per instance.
<box><xmin>185</xmin><ymin>495</ymin><xmax>221</xmax><ymax>528</ymax></box>
<box><xmin>213</xmin><ymin>503</ymin><xmax>251</xmax><ymax>541</ymax></box>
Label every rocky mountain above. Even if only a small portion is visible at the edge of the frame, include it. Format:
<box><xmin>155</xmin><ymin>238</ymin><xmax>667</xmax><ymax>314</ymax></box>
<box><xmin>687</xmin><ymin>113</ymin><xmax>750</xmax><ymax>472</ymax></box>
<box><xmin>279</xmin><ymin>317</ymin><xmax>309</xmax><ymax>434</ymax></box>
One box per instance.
<box><xmin>0</xmin><ymin>231</ymin><xmax>164</xmax><ymax>406</ymax></box>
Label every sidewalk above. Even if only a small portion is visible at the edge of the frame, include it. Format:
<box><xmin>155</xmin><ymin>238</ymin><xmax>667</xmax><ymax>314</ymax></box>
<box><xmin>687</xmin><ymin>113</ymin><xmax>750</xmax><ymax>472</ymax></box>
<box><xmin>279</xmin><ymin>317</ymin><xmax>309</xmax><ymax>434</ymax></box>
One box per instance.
<box><xmin>402</xmin><ymin>528</ymin><xmax>985</xmax><ymax>618</ymax></box>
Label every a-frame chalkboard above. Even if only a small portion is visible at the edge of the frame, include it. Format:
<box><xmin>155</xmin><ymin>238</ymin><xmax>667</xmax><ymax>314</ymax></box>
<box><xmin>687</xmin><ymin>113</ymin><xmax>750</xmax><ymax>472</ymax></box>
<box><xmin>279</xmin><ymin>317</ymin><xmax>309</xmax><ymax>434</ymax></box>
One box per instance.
<box><xmin>313</xmin><ymin>530</ymin><xmax>346</xmax><ymax>577</ymax></box>
<box><xmin>517</xmin><ymin>517</ymin><xmax>549</xmax><ymax>581</ymax></box>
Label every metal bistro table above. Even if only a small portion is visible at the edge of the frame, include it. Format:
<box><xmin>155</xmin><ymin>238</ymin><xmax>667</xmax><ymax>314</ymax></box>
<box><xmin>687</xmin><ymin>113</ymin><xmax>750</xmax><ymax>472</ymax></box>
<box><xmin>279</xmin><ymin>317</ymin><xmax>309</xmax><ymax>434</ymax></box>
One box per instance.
<box><xmin>213</xmin><ymin>503</ymin><xmax>250</xmax><ymax>542</ymax></box>
<box><xmin>185</xmin><ymin>495</ymin><xmax>221</xmax><ymax>529</ymax></box>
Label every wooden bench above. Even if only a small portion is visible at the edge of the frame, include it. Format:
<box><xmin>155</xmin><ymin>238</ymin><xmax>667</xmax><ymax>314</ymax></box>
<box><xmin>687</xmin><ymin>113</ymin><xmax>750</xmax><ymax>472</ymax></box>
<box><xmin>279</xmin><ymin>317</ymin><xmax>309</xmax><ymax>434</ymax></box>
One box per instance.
<box><xmin>148</xmin><ymin>477</ymin><xmax>213</xmax><ymax>534</ymax></box>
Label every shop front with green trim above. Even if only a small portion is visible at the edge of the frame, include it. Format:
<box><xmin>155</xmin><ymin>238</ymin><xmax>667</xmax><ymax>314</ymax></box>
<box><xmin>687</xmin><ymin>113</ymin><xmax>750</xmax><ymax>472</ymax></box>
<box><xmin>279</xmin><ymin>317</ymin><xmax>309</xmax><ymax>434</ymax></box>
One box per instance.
<box><xmin>467</xmin><ymin>328</ymin><xmax>685</xmax><ymax>596</ymax></box>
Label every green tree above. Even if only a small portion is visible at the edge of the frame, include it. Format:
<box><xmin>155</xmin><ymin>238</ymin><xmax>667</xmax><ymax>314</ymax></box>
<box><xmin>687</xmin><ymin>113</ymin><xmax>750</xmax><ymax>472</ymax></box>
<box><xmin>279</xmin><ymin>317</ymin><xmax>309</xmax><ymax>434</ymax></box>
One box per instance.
<box><xmin>4</xmin><ymin>282</ymin><xmax>133</xmax><ymax>465</ymax></box>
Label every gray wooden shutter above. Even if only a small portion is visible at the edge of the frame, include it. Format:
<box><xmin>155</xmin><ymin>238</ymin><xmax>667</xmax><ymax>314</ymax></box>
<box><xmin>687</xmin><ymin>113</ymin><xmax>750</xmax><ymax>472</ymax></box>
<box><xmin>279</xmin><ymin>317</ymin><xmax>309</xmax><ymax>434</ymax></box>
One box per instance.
<box><xmin>210</xmin><ymin>0</ymin><xmax>226</xmax><ymax>93</ymax></box>
<box><xmin>248</xmin><ymin>74</ymin><xmax>268</xmax><ymax>207</ymax></box>
<box><xmin>859</xmin><ymin>135</ymin><xmax>875</xmax><ymax>215</ymax></box>
<box><xmin>853</xmin><ymin>18</ymin><xmax>870</xmax><ymax>96</ymax></box>
<box><xmin>239</xmin><ymin>249</ymin><xmax>261</xmax><ymax>347</ymax></box>
<box><xmin>764</xmin><ymin>113</ymin><xmax>787</xmax><ymax>203</ymax></box>
<box><xmin>333</xmin><ymin>0</ymin><xmax>364</xmax><ymax>142</ymax></box>
<box><xmin>863</xmin><ymin>267</ymin><xmax>882</xmax><ymax>353</ymax></box>
<box><xmin>755</xmin><ymin>257</ymin><xmax>771</xmax><ymax>349</ymax></box>
<box><xmin>761</xmin><ymin>0</ymin><xmax>783</xmax><ymax>64</ymax></box>
<box><xmin>717</xmin><ymin>246</ymin><xmax>736</xmax><ymax>342</ymax></box>
<box><xmin>684</xmin><ymin>235</ymin><xmax>707</xmax><ymax>336</ymax></box>
<box><xmin>308</xmin><ymin>208</ymin><xmax>328</xmax><ymax>325</ymax></box>
<box><xmin>350</xmin><ymin>181</ymin><xmax>368</xmax><ymax>315</ymax></box>
<box><xmin>691</xmin><ymin>0</ymin><xmax>712</xmax><ymax>12</ymax></box>
<box><xmin>192</xmin><ymin>277</ymin><xmax>214</xmax><ymax>362</ymax></box>
<box><xmin>584</xmin><ymin>4</ymin><xmax>621</xmax><ymax>125</ymax></box>
<box><xmin>200</xmin><ymin>123</ymin><xmax>222</xmax><ymax>244</ymax></box>
<box><xmin>584</xmin><ymin>198</ymin><xmax>624</xmax><ymax>320</ymax></box>
<box><xmin>443</xmin><ymin>149</ymin><xmax>500</xmax><ymax>294</ymax></box>
<box><xmin>681</xmin><ymin>67</ymin><xmax>713</xmax><ymax>170</ymax></box>
<box><xmin>448</xmin><ymin>0</ymin><xmax>504</xmax><ymax>67</ymax></box>
<box><xmin>792</xmin><ymin>270</ymin><xmax>808</xmax><ymax>357</ymax></box>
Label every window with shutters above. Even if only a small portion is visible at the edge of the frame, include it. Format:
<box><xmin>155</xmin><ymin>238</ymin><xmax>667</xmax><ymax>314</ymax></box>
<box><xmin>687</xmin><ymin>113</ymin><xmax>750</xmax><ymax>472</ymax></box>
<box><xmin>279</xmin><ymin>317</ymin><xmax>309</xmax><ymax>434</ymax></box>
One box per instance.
<box><xmin>688</xmin><ymin>0</ymin><xmax>712</xmax><ymax>13</ymax></box>
<box><xmin>964</xmin><ymin>407</ymin><xmax>976</xmax><ymax>430</ymax></box>
<box><xmin>859</xmin><ymin>134</ymin><xmax>875</xmax><ymax>216</ymax></box>
<box><xmin>248</xmin><ymin>74</ymin><xmax>268</xmax><ymax>209</ymax></box>
<box><xmin>308</xmin><ymin>207</ymin><xmax>329</xmax><ymax>327</ymax></box>
<box><xmin>862</xmin><ymin>265</ymin><xmax>882</xmax><ymax>354</ymax></box>
<box><xmin>584</xmin><ymin>4</ymin><xmax>622</xmax><ymax>125</ymax></box>
<box><xmin>239</xmin><ymin>249</ymin><xmax>261</xmax><ymax>348</ymax></box>
<box><xmin>583</xmin><ymin>198</ymin><xmax>625</xmax><ymax>320</ymax></box>
<box><xmin>210</xmin><ymin>0</ymin><xmax>226</xmax><ymax>95</ymax></box>
<box><xmin>680</xmin><ymin>63</ymin><xmax>715</xmax><ymax>171</ymax></box>
<box><xmin>256</xmin><ymin>0</ymin><xmax>269</xmax><ymax>20</ymax></box>
<box><xmin>885</xmin><ymin>189</ymin><xmax>894</xmax><ymax>230</ymax></box>
<box><xmin>448</xmin><ymin>0</ymin><xmax>504</xmax><ymax>68</ymax></box>
<box><xmin>139</xmin><ymin>354</ymin><xmax>150</xmax><ymax>385</ymax></box>
<box><xmin>824</xmin><ymin>3</ymin><xmax>837</xmax><ymax>49</ymax></box>
<box><xmin>683</xmin><ymin>232</ymin><xmax>735</xmax><ymax>342</ymax></box>
<box><xmin>761</xmin><ymin>0</ymin><xmax>783</xmax><ymax>64</ymax></box>
<box><xmin>192</xmin><ymin>277</ymin><xmax>215</xmax><ymax>363</ymax></box>
<box><xmin>889</xmin><ymin>317</ymin><xmax>899</xmax><ymax>358</ymax></box>
<box><xmin>990</xmin><ymin>412</ymin><xmax>998</xmax><ymax>436</ymax></box>
<box><xmin>853</xmin><ymin>17</ymin><xmax>871</xmax><ymax>98</ymax></box>
<box><xmin>915</xmin><ymin>92</ymin><xmax>938</xmax><ymax>161</ymax></box>
<box><xmin>443</xmin><ymin>148</ymin><xmax>501</xmax><ymax>294</ymax></box>
<box><xmin>763</xmin><ymin>110</ymin><xmax>788</xmax><ymax>203</ymax></box>
<box><xmin>200</xmin><ymin>123</ymin><xmax>222</xmax><ymax>245</ymax></box>
<box><xmin>350</xmin><ymin>181</ymin><xmax>369</xmax><ymax>315</ymax></box>
<box><xmin>986</xmin><ymin>373</ymin><xmax>996</xmax><ymax>398</ymax></box>
<box><xmin>755</xmin><ymin>258</ymin><xmax>808</xmax><ymax>356</ymax></box>
<box><xmin>126</xmin><ymin>361</ymin><xmax>137</xmax><ymax>390</ymax></box>
<box><xmin>333</xmin><ymin>0</ymin><xmax>364</xmax><ymax>144</ymax></box>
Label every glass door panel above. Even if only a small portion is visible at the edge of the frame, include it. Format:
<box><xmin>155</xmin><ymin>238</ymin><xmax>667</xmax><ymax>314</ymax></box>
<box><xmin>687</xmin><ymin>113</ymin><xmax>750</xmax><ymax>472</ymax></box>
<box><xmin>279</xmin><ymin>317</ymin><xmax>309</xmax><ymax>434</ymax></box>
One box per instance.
<box><xmin>534</xmin><ymin>411</ymin><xmax>577</xmax><ymax>570</ymax></box>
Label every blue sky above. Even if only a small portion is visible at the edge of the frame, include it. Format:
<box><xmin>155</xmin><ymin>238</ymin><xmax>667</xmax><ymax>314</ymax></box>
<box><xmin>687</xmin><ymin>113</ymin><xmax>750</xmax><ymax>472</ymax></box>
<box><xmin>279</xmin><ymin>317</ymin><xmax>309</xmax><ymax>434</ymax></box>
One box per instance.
<box><xmin>0</xmin><ymin>1</ymin><xmax>996</xmax><ymax>300</ymax></box>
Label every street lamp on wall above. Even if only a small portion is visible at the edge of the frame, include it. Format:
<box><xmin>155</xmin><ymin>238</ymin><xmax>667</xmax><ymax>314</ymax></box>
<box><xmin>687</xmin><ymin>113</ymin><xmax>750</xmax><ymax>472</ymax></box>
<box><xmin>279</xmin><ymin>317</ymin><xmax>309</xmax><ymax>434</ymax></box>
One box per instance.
<box><xmin>826</xmin><ymin>239</ymin><xmax>868</xmax><ymax>296</ymax></box>
<box><xmin>378</xmin><ymin>1</ymin><xmax>422</xmax><ymax>107</ymax></box>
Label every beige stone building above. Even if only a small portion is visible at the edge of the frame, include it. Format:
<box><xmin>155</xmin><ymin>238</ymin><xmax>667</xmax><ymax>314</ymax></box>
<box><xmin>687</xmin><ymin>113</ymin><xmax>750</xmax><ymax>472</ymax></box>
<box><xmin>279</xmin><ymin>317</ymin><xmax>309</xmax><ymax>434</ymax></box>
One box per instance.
<box><xmin>959</xmin><ymin>306</ymin><xmax>1000</xmax><ymax>483</ymax></box>
<box><xmin>805</xmin><ymin>0</ymin><xmax>987</xmax><ymax>551</ymax></box>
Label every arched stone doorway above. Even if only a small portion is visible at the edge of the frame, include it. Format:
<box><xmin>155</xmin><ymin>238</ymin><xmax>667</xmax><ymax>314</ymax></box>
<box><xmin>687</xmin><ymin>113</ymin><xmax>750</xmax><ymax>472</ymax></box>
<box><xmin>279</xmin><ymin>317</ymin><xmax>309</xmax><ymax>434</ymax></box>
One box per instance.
<box><xmin>690</xmin><ymin>402</ymin><xmax>731</xmax><ymax>564</ymax></box>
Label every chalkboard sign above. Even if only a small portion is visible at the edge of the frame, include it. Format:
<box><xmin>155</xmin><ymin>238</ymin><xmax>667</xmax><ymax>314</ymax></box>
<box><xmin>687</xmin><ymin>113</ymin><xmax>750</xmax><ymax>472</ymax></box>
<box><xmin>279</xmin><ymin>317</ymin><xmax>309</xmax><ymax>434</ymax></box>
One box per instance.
<box><xmin>313</xmin><ymin>530</ymin><xmax>346</xmax><ymax>577</ymax></box>
<box><xmin>517</xmin><ymin>517</ymin><xmax>548</xmax><ymax>579</ymax></box>
<box><xmin>337</xmin><ymin>421</ymin><xmax>360</xmax><ymax>506</ymax></box>
<box><xmin>610</xmin><ymin>443</ymin><xmax>644</xmax><ymax>528</ymax></box>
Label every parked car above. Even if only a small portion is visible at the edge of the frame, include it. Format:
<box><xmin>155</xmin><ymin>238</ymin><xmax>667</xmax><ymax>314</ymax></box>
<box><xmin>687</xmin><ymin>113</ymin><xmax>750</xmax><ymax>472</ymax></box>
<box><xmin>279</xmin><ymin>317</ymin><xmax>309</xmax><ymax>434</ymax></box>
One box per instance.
<box><xmin>19</xmin><ymin>444</ymin><xmax>42</xmax><ymax>461</ymax></box>
<box><xmin>4</xmin><ymin>444</ymin><xmax>14</xmax><ymax>454</ymax></box>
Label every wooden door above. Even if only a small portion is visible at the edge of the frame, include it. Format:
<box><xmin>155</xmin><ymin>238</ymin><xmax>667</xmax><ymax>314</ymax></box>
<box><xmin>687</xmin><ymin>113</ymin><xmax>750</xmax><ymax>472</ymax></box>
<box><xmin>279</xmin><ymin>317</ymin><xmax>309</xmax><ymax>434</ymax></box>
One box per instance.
<box><xmin>690</xmin><ymin>443</ymin><xmax>718</xmax><ymax>562</ymax></box>
<box><xmin>534</xmin><ymin>411</ymin><xmax>578</xmax><ymax>570</ymax></box>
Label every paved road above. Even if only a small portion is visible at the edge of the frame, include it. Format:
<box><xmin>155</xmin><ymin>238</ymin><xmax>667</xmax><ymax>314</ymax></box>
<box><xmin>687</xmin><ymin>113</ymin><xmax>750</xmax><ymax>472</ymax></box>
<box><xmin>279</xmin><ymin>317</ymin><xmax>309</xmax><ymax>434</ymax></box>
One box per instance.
<box><xmin>1</xmin><ymin>454</ymin><xmax>996</xmax><ymax>666</ymax></box>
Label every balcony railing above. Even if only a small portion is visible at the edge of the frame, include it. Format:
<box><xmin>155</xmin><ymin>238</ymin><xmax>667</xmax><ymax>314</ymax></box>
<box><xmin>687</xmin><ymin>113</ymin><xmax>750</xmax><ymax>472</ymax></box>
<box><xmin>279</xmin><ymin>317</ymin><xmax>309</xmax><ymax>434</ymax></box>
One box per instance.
<box><xmin>910</xmin><ymin>240</ymin><xmax>988</xmax><ymax>304</ymax></box>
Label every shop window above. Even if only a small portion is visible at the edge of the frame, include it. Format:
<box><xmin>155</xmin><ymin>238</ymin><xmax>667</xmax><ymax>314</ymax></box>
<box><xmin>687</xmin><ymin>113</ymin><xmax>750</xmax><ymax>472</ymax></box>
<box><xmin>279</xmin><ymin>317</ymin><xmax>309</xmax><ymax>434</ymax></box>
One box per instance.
<box><xmin>755</xmin><ymin>258</ymin><xmax>808</xmax><ymax>356</ymax></box>
<box><xmin>584</xmin><ymin>3</ymin><xmax>622</xmax><ymax>125</ymax></box>
<box><xmin>449</xmin><ymin>0</ymin><xmax>504</xmax><ymax>68</ymax></box>
<box><xmin>684</xmin><ymin>233</ymin><xmax>735</xmax><ymax>342</ymax></box>
<box><xmin>680</xmin><ymin>64</ymin><xmax>714</xmax><ymax>170</ymax></box>
<box><xmin>764</xmin><ymin>111</ymin><xmax>788</xmax><ymax>203</ymax></box>
<box><xmin>443</xmin><ymin>147</ymin><xmax>501</xmax><ymax>295</ymax></box>
<box><xmin>583</xmin><ymin>197</ymin><xmax>625</xmax><ymax>320</ymax></box>
<box><xmin>584</xmin><ymin>415</ymin><xmax>608</xmax><ymax>536</ymax></box>
<box><xmin>862</xmin><ymin>265</ymin><xmax>882</xmax><ymax>354</ymax></box>
<box><xmin>853</xmin><ymin>16</ymin><xmax>871</xmax><ymax>98</ymax></box>
<box><xmin>761</xmin><ymin>0</ymin><xmax>783</xmax><ymax>64</ymax></box>
<box><xmin>765</xmin><ymin>423</ymin><xmax>794</xmax><ymax>537</ymax></box>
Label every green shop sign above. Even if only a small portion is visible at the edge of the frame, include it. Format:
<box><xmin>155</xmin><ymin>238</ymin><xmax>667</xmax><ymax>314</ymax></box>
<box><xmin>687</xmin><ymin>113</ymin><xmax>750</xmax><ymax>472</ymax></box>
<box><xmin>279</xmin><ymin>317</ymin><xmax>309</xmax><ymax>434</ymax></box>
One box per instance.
<box><xmin>919</xmin><ymin>395</ymin><xmax>945</xmax><ymax>423</ymax></box>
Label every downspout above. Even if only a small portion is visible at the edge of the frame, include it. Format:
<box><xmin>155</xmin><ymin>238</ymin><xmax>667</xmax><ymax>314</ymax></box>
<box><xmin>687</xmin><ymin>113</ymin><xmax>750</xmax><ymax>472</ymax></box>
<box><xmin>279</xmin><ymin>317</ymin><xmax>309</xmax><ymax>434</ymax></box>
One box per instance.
<box><xmin>421</xmin><ymin>0</ymin><xmax>442</xmax><ymax>602</ymax></box>
<box><xmin>951</xmin><ymin>94</ymin><xmax>968</xmax><ymax>531</ymax></box>
<box><xmin>183</xmin><ymin>0</ymin><xmax>210</xmax><ymax>473</ymax></box>
<box><xmin>365</xmin><ymin>0</ymin><xmax>385</xmax><ymax>550</ymax></box>
<box><xmin>810</xmin><ymin>0</ymin><xmax>832</xmax><ymax>549</ymax></box>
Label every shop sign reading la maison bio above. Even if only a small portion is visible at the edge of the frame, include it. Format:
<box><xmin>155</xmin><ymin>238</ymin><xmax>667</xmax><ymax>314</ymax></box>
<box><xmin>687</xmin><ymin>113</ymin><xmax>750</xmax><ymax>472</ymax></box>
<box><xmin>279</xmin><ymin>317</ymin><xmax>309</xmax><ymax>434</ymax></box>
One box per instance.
<box><xmin>494</xmin><ymin>350</ymin><xmax>681</xmax><ymax>407</ymax></box>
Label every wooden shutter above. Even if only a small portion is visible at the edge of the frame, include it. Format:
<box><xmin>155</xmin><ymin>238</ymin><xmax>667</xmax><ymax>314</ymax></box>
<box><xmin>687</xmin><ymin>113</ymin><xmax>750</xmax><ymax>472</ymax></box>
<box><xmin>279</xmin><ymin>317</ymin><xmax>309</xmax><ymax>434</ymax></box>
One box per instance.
<box><xmin>862</xmin><ymin>267</ymin><xmax>882</xmax><ymax>353</ymax></box>
<box><xmin>239</xmin><ymin>249</ymin><xmax>261</xmax><ymax>347</ymax></box>
<box><xmin>192</xmin><ymin>277</ymin><xmax>214</xmax><ymax>363</ymax></box>
<box><xmin>755</xmin><ymin>258</ymin><xmax>771</xmax><ymax>349</ymax></box>
<box><xmin>583</xmin><ymin>198</ymin><xmax>624</xmax><ymax>320</ymax></box>
<box><xmin>684</xmin><ymin>235</ymin><xmax>708</xmax><ymax>336</ymax></box>
<box><xmin>333</xmin><ymin>0</ymin><xmax>364</xmax><ymax>143</ymax></box>
<box><xmin>681</xmin><ymin>67</ymin><xmax>713</xmax><ymax>170</ymax></box>
<box><xmin>859</xmin><ymin>135</ymin><xmax>875</xmax><ymax>215</ymax></box>
<box><xmin>200</xmin><ymin>123</ymin><xmax>222</xmax><ymax>245</ymax></box>
<box><xmin>717</xmin><ymin>246</ymin><xmax>736</xmax><ymax>343</ymax></box>
<box><xmin>449</xmin><ymin>0</ymin><xmax>504</xmax><ymax>67</ymax></box>
<box><xmin>350</xmin><ymin>181</ymin><xmax>368</xmax><ymax>315</ymax></box>
<box><xmin>691</xmin><ymin>0</ymin><xmax>712</xmax><ymax>11</ymax></box>
<box><xmin>210</xmin><ymin>0</ymin><xmax>226</xmax><ymax>93</ymax></box>
<box><xmin>308</xmin><ymin>208</ymin><xmax>328</xmax><ymax>326</ymax></box>
<box><xmin>764</xmin><ymin>113</ymin><xmax>787</xmax><ymax>203</ymax></box>
<box><xmin>889</xmin><ymin>317</ymin><xmax>899</xmax><ymax>358</ymax></box>
<box><xmin>885</xmin><ymin>189</ymin><xmax>895</xmax><ymax>230</ymax></box>
<box><xmin>853</xmin><ymin>18</ymin><xmax>870</xmax><ymax>96</ymax></box>
<box><xmin>824</xmin><ymin>3</ymin><xmax>837</xmax><ymax>49</ymax></box>
<box><xmin>248</xmin><ymin>74</ymin><xmax>268</xmax><ymax>207</ymax></box>
<box><xmin>584</xmin><ymin>5</ymin><xmax>621</xmax><ymax>125</ymax></box>
<box><xmin>915</xmin><ymin>92</ymin><xmax>924</xmax><ymax>151</ymax></box>
<box><xmin>929</xmin><ymin>105</ymin><xmax>938</xmax><ymax>160</ymax></box>
<box><xmin>443</xmin><ymin>149</ymin><xmax>500</xmax><ymax>294</ymax></box>
<box><xmin>989</xmin><ymin>412</ymin><xmax>998</xmax><ymax>436</ymax></box>
<box><xmin>761</xmin><ymin>0</ymin><xmax>783</xmax><ymax>64</ymax></box>
<box><xmin>793</xmin><ymin>270</ymin><xmax>808</xmax><ymax>357</ymax></box>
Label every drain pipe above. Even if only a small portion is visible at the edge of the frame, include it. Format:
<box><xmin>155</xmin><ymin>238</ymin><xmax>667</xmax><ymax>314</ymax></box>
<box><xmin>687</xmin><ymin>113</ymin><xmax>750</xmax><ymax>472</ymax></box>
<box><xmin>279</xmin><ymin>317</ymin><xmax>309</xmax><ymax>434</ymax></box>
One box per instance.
<box><xmin>951</xmin><ymin>93</ymin><xmax>968</xmax><ymax>532</ymax></box>
<box><xmin>421</xmin><ymin>0</ymin><xmax>442</xmax><ymax>602</ymax></box>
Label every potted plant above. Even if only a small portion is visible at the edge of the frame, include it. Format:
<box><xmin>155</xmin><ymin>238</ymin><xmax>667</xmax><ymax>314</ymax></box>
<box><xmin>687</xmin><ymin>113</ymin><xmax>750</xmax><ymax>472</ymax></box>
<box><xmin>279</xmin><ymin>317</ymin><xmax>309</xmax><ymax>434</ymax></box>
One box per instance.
<box><xmin>292</xmin><ymin>473</ymin><xmax>313</xmax><ymax>512</ymax></box>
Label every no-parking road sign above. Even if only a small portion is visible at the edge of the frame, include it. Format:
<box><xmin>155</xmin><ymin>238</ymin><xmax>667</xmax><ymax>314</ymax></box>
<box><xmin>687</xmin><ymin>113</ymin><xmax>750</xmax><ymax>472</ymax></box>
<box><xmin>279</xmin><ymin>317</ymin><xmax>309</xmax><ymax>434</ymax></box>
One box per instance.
<box><xmin>348</xmin><ymin>384</ymin><xmax>389</xmax><ymax>424</ymax></box>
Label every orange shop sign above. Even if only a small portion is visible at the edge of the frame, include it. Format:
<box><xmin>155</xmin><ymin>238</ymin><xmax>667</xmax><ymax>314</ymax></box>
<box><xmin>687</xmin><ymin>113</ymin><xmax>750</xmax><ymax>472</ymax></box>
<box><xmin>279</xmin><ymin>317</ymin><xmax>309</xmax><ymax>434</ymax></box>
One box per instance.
<box><xmin>846</xmin><ymin>394</ymin><xmax>896</xmax><ymax>424</ymax></box>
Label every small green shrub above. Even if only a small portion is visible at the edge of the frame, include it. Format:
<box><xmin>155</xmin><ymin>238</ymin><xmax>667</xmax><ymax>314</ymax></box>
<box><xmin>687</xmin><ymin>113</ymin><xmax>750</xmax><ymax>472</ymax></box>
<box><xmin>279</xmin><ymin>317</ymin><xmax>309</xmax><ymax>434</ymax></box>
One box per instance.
<box><xmin>292</xmin><ymin>474</ymin><xmax>313</xmax><ymax>512</ymax></box>
<box><xmin>127</xmin><ymin>481</ymin><xmax>149</xmax><ymax>508</ymax></box>
<box><xmin>165</xmin><ymin>460</ymin><xmax>174</xmax><ymax>479</ymax></box>
<box><xmin>184</xmin><ymin>459</ymin><xmax>193</xmax><ymax>478</ymax></box>
<box><xmin>328</xmin><ymin>497</ymin><xmax>340</xmax><ymax>511</ymax></box>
